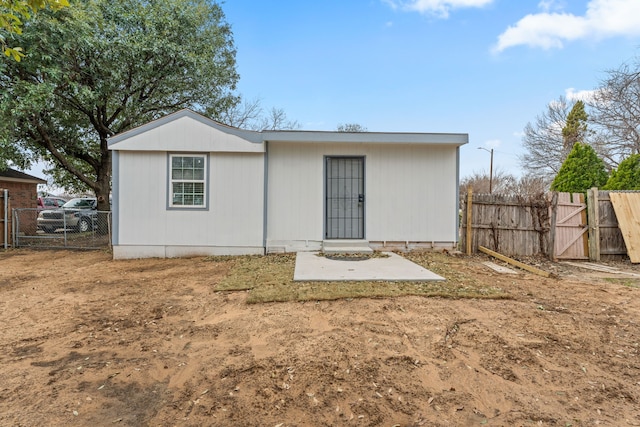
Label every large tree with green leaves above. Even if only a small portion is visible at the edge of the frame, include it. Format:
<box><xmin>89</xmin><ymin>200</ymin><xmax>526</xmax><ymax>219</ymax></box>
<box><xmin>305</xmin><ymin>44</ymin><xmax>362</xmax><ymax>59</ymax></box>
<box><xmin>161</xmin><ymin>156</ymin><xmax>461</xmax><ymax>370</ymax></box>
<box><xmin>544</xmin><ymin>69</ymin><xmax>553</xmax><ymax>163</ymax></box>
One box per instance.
<box><xmin>551</xmin><ymin>143</ymin><xmax>608</xmax><ymax>193</ymax></box>
<box><xmin>1</xmin><ymin>0</ymin><xmax>69</xmax><ymax>61</ymax></box>
<box><xmin>604</xmin><ymin>154</ymin><xmax>640</xmax><ymax>190</ymax></box>
<box><xmin>0</xmin><ymin>0</ymin><xmax>238</xmax><ymax>210</ymax></box>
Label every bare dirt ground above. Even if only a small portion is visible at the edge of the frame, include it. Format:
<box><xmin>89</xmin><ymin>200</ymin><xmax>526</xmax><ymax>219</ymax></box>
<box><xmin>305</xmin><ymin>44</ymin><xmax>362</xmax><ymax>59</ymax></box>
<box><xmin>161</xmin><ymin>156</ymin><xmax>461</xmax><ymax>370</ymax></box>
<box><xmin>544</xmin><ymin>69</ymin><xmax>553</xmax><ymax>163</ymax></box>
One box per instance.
<box><xmin>1</xmin><ymin>249</ymin><xmax>639</xmax><ymax>427</ymax></box>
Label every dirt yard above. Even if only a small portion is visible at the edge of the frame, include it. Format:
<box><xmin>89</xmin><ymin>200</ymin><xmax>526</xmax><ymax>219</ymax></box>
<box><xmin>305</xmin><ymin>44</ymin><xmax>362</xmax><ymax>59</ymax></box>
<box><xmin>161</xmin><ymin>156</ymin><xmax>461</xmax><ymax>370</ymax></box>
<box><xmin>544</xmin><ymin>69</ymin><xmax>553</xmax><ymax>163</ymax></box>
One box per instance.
<box><xmin>1</xmin><ymin>249</ymin><xmax>638</xmax><ymax>427</ymax></box>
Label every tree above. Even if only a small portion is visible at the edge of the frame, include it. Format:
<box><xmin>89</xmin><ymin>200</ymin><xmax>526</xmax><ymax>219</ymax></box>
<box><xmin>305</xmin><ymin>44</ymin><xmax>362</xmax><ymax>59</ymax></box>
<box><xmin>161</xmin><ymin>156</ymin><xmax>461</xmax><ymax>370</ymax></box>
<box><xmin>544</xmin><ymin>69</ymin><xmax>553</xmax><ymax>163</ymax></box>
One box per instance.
<box><xmin>460</xmin><ymin>168</ymin><xmax>515</xmax><ymax>195</ymax></box>
<box><xmin>604</xmin><ymin>154</ymin><xmax>640</xmax><ymax>190</ymax></box>
<box><xmin>0</xmin><ymin>0</ymin><xmax>238</xmax><ymax>210</ymax></box>
<box><xmin>520</xmin><ymin>57</ymin><xmax>640</xmax><ymax>177</ymax></box>
<box><xmin>460</xmin><ymin>169</ymin><xmax>548</xmax><ymax>196</ymax></box>
<box><xmin>337</xmin><ymin>123</ymin><xmax>367</xmax><ymax>132</ymax></box>
<box><xmin>217</xmin><ymin>97</ymin><xmax>264</xmax><ymax>130</ymax></box>
<box><xmin>0</xmin><ymin>0</ymin><xmax>69</xmax><ymax>61</ymax></box>
<box><xmin>510</xmin><ymin>174</ymin><xmax>549</xmax><ymax>197</ymax></box>
<box><xmin>551</xmin><ymin>143</ymin><xmax>608</xmax><ymax>193</ymax></box>
<box><xmin>219</xmin><ymin>96</ymin><xmax>300</xmax><ymax>131</ymax></box>
<box><xmin>259</xmin><ymin>107</ymin><xmax>300</xmax><ymax>131</ymax></box>
<box><xmin>519</xmin><ymin>96</ymin><xmax>573</xmax><ymax>177</ymax></box>
<box><xmin>562</xmin><ymin>100</ymin><xmax>588</xmax><ymax>152</ymax></box>
<box><xmin>588</xmin><ymin>59</ymin><xmax>640</xmax><ymax>166</ymax></box>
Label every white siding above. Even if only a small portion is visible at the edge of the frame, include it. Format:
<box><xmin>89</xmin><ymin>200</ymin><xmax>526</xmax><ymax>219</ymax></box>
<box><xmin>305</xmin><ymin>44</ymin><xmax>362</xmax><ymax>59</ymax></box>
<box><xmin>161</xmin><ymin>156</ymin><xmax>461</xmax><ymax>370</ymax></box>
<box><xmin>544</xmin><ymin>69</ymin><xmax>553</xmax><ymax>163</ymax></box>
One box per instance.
<box><xmin>266</xmin><ymin>142</ymin><xmax>458</xmax><ymax>250</ymax></box>
<box><xmin>110</xmin><ymin>115</ymin><xmax>264</xmax><ymax>153</ymax></box>
<box><xmin>109</xmin><ymin>110</ymin><xmax>466</xmax><ymax>258</ymax></box>
<box><xmin>114</xmin><ymin>151</ymin><xmax>264</xmax><ymax>257</ymax></box>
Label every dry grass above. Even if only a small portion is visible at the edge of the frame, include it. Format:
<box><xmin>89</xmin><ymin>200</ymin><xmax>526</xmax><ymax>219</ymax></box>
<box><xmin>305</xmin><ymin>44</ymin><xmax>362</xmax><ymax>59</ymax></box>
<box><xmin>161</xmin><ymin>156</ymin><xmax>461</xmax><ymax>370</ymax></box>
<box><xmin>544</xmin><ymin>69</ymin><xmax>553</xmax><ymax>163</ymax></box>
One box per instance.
<box><xmin>209</xmin><ymin>252</ymin><xmax>510</xmax><ymax>303</ymax></box>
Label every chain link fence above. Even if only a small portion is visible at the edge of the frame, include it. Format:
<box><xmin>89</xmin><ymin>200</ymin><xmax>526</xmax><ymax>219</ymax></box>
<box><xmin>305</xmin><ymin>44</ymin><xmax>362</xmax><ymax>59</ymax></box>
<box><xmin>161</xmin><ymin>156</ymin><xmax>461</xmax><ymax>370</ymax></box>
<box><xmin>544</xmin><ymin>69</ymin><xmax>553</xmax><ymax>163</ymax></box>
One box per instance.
<box><xmin>13</xmin><ymin>208</ymin><xmax>112</xmax><ymax>250</ymax></box>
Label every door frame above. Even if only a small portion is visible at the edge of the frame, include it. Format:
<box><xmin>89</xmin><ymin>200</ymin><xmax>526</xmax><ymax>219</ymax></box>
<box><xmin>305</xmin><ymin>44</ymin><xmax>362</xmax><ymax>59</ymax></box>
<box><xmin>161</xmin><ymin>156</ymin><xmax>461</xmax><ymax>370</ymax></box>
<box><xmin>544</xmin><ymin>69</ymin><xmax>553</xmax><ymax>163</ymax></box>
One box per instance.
<box><xmin>323</xmin><ymin>155</ymin><xmax>366</xmax><ymax>240</ymax></box>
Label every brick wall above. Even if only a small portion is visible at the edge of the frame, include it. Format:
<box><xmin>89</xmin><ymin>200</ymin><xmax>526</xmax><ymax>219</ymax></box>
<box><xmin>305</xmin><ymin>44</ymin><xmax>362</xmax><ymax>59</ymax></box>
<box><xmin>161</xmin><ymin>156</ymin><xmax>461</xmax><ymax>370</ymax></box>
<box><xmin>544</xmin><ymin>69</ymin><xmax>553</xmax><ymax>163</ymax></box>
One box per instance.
<box><xmin>1</xmin><ymin>181</ymin><xmax>39</xmax><ymax>243</ymax></box>
<box><xmin>0</xmin><ymin>181</ymin><xmax>39</xmax><ymax>209</ymax></box>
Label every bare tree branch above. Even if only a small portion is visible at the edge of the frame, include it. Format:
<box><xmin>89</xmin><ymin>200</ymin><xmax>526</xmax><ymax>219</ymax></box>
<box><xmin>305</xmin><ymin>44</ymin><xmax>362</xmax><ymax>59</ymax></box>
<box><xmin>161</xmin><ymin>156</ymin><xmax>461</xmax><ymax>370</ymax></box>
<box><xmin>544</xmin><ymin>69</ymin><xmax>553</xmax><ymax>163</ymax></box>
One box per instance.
<box><xmin>519</xmin><ymin>96</ymin><xmax>572</xmax><ymax>177</ymax></box>
<box><xmin>588</xmin><ymin>60</ymin><xmax>640</xmax><ymax>165</ymax></box>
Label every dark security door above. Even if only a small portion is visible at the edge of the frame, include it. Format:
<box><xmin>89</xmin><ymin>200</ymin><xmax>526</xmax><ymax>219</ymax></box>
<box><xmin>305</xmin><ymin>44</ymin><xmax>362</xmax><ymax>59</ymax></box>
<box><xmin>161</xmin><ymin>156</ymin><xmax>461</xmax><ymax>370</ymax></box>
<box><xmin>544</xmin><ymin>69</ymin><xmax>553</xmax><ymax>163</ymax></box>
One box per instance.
<box><xmin>325</xmin><ymin>157</ymin><xmax>365</xmax><ymax>239</ymax></box>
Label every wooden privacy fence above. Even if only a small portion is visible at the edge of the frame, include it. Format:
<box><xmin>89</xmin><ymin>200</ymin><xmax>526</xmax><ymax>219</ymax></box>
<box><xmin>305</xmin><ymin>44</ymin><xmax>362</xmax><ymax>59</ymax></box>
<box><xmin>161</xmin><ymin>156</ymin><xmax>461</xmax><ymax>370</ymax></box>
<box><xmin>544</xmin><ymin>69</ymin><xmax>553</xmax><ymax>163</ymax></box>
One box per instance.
<box><xmin>461</xmin><ymin>190</ymin><xmax>550</xmax><ymax>257</ymax></box>
<box><xmin>460</xmin><ymin>189</ymin><xmax>632</xmax><ymax>260</ymax></box>
<box><xmin>590</xmin><ymin>190</ymin><xmax>636</xmax><ymax>261</ymax></box>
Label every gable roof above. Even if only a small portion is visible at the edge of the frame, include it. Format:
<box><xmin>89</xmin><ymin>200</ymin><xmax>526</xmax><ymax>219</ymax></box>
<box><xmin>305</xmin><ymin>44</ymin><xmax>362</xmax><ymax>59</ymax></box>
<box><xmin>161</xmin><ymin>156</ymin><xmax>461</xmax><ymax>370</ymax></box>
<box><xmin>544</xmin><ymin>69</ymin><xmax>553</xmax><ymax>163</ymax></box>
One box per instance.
<box><xmin>108</xmin><ymin>109</ymin><xmax>262</xmax><ymax>145</ymax></box>
<box><xmin>108</xmin><ymin>108</ymin><xmax>468</xmax><ymax>149</ymax></box>
<box><xmin>108</xmin><ymin>109</ymin><xmax>265</xmax><ymax>152</ymax></box>
<box><xmin>0</xmin><ymin>168</ymin><xmax>47</xmax><ymax>184</ymax></box>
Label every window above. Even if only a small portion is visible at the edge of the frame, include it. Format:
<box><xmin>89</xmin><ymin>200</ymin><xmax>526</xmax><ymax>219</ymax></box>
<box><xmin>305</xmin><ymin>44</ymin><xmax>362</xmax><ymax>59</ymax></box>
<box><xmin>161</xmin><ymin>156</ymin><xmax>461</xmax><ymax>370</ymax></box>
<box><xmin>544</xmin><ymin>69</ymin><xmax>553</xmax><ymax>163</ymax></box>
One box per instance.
<box><xmin>169</xmin><ymin>154</ymin><xmax>207</xmax><ymax>208</ymax></box>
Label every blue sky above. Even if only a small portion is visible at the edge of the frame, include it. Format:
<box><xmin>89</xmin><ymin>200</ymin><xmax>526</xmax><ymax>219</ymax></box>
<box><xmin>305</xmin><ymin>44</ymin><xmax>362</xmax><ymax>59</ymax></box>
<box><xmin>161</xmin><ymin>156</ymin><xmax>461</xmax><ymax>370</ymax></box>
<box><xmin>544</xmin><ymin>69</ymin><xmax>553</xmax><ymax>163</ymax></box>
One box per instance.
<box><xmin>222</xmin><ymin>0</ymin><xmax>640</xmax><ymax>178</ymax></box>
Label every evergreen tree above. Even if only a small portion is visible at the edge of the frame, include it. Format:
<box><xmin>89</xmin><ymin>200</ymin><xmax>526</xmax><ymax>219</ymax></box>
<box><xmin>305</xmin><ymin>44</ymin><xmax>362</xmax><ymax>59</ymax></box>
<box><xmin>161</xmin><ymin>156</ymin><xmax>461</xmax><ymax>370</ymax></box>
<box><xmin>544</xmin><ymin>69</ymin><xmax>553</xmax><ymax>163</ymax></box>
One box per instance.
<box><xmin>604</xmin><ymin>154</ymin><xmax>640</xmax><ymax>190</ymax></box>
<box><xmin>561</xmin><ymin>100</ymin><xmax>588</xmax><ymax>153</ymax></box>
<box><xmin>551</xmin><ymin>143</ymin><xmax>608</xmax><ymax>193</ymax></box>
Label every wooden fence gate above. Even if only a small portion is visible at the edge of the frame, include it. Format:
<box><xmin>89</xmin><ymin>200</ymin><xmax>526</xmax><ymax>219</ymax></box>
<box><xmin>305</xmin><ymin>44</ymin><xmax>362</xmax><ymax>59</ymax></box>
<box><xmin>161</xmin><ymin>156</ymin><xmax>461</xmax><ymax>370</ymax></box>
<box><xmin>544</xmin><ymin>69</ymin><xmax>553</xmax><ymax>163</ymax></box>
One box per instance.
<box><xmin>550</xmin><ymin>192</ymin><xmax>588</xmax><ymax>260</ymax></box>
<box><xmin>462</xmin><ymin>189</ymin><xmax>634</xmax><ymax>261</ymax></box>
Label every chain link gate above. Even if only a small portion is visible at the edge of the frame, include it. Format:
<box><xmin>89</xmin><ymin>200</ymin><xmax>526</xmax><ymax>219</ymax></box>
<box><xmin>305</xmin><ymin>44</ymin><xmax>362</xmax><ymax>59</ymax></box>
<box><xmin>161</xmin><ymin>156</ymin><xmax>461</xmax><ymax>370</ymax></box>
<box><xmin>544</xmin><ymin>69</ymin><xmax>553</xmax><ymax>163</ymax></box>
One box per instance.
<box><xmin>13</xmin><ymin>208</ymin><xmax>112</xmax><ymax>250</ymax></box>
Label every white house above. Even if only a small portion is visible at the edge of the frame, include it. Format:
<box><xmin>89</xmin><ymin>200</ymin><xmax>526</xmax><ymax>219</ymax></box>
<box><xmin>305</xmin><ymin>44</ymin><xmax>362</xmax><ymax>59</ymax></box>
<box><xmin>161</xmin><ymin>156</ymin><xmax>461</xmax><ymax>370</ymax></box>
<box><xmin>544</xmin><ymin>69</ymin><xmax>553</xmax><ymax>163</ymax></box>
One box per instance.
<box><xmin>108</xmin><ymin>109</ymin><xmax>468</xmax><ymax>259</ymax></box>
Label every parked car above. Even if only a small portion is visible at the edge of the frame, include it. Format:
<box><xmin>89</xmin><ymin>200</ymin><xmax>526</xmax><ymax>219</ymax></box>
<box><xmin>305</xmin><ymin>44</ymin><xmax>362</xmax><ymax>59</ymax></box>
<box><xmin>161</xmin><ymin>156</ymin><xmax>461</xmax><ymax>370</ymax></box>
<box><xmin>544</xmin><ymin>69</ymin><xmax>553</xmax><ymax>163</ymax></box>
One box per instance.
<box><xmin>37</xmin><ymin>198</ymin><xmax>97</xmax><ymax>233</ymax></box>
<box><xmin>37</xmin><ymin>196</ymin><xmax>67</xmax><ymax>210</ymax></box>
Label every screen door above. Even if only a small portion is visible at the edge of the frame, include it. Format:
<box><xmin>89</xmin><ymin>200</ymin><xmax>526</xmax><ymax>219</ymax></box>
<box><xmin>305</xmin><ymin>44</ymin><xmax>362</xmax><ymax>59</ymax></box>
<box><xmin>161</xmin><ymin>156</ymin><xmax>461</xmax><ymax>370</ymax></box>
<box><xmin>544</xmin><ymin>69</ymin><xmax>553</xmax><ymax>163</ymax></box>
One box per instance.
<box><xmin>325</xmin><ymin>157</ymin><xmax>365</xmax><ymax>239</ymax></box>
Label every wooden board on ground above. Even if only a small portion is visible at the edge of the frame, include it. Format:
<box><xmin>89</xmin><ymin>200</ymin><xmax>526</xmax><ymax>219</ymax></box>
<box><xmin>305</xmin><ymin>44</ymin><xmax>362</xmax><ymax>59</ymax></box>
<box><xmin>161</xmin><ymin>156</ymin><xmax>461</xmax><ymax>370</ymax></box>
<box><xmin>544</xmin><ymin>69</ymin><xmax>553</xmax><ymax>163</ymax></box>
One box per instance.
<box><xmin>483</xmin><ymin>261</ymin><xmax>518</xmax><ymax>274</ymax></box>
<box><xmin>609</xmin><ymin>192</ymin><xmax>640</xmax><ymax>263</ymax></box>
<box><xmin>479</xmin><ymin>246</ymin><xmax>552</xmax><ymax>278</ymax></box>
<box><xmin>562</xmin><ymin>261</ymin><xmax>640</xmax><ymax>277</ymax></box>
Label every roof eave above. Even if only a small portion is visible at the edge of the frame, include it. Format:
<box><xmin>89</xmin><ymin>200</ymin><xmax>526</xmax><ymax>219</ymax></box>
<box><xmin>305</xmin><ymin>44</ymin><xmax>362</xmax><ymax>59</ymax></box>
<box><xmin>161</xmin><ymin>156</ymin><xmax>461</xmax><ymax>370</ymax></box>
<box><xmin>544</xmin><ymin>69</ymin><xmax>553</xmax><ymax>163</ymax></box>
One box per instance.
<box><xmin>261</xmin><ymin>131</ymin><xmax>468</xmax><ymax>146</ymax></box>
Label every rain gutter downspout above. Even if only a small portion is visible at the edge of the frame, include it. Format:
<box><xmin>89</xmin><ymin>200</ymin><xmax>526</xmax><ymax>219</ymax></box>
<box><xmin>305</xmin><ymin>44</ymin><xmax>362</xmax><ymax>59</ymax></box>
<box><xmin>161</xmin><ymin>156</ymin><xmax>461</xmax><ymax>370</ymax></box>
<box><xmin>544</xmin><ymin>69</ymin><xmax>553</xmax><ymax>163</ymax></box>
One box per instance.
<box><xmin>262</xmin><ymin>140</ymin><xmax>269</xmax><ymax>254</ymax></box>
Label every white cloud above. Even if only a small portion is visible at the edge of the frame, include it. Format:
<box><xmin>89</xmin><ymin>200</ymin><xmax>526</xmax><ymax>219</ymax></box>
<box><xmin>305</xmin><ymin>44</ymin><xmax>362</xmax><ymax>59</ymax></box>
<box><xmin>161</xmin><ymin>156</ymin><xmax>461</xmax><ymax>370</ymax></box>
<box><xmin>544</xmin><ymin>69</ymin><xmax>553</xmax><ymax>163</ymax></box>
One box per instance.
<box><xmin>537</xmin><ymin>0</ymin><xmax>563</xmax><ymax>13</ymax></box>
<box><xmin>381</xmin><ymin>0</ymin><xmax>399</xmax><ymax>10</ymax></box>
<box><xmin>383</xmin><ymin>0</ymin><xmax>494</xmax><ymax>18</ymax></box>
<box><xmin>493</xmin><ymin>0</ymin><xmax>640</xmax><ymax>53</ymax></box>
<box><xmin>565</xmin><ymin>87</ymin><xmax>598</xmax><ymax>102</ymax></box>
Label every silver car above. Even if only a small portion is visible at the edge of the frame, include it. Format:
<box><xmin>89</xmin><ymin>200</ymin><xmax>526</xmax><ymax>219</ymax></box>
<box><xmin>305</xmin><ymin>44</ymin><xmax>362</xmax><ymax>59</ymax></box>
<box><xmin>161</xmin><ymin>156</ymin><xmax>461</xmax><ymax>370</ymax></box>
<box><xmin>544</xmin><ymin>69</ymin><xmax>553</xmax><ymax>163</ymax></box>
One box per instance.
<box><xmin>37</xmin><ymin>198</ymin><xmax>97</xmax><ymax>233</ymax></box>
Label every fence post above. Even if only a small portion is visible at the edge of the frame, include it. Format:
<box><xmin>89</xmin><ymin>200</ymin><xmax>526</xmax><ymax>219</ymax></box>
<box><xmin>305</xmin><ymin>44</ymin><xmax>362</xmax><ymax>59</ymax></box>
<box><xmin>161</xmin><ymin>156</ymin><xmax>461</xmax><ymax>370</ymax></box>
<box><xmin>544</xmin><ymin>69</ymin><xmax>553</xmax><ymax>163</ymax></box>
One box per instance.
<box><xmin>548</xmin><ymin>192</ymin><xmax>558</xmax><ymax>261</ymax></box>
<box><xmin>2</xmin><ymin>189</ymin><xmax>7</xmax><ymax>249</ymax></box>
<box><xmin>466</xmin><ymin>188</ymin><xmax>473</xmax><ymax>255</ymax></box>
<box><xmin>11</xmin><ymin>208</ymin><xmax>17</xmax><ymax>248</ymax></box>
<box><xmin>587</xmin><ymin>187</ymin><xmax>600</xmax><ymax>261</ymax></box>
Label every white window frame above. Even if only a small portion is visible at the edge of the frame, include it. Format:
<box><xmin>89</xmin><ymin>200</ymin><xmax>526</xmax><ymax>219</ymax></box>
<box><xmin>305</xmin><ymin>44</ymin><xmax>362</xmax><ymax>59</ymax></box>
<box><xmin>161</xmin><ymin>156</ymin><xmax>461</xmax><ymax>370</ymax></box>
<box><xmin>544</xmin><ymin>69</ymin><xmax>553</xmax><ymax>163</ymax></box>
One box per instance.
<box><xmin>168</xmin><ymin>153</ymin><xmax>208</xmax><ymax>209</ymax></box>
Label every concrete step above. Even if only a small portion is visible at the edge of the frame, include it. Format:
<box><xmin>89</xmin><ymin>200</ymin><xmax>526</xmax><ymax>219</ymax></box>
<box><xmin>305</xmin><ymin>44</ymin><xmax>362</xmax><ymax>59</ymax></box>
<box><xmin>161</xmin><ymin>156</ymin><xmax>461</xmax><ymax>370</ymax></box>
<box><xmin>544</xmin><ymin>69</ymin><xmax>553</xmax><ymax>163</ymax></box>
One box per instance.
<box><xmin>323</xmin><ymin>247</ymin><xmax>374</xmax><ymax>254</ymax></box>
<box><xmin>322</xmin><ymin>240</ymin><xmax>373</xmax><ymax>254</ymax></box>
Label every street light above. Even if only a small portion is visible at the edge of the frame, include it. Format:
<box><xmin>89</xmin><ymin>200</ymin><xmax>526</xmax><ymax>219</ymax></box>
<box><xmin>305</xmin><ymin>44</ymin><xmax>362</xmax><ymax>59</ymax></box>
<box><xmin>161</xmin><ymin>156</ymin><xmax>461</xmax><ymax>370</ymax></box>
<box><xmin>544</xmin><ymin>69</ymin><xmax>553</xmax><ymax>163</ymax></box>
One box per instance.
<box><xmin>477</xmin><ymin>147</ymin><xmax>494</xmax><ymax>194</ymax></box>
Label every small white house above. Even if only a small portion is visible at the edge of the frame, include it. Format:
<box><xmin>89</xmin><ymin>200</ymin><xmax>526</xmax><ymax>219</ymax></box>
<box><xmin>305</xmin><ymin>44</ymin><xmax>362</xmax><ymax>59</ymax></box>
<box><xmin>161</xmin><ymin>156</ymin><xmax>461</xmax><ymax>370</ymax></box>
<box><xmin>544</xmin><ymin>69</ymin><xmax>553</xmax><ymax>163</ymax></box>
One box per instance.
<box><xmin>108</xmin><ymin>109</ymin><xmax>468</xmax><ymax>259</ymax></box>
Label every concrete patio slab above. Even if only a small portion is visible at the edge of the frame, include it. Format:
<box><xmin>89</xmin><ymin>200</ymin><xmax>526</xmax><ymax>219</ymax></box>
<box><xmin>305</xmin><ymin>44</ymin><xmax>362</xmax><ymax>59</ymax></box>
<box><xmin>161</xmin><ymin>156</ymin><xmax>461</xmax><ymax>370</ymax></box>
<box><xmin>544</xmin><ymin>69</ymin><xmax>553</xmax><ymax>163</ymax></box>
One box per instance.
<box><xmin>293</xmin><ymin>251</ymin><xmax>445</xmax><ymax>282</ymax></box>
